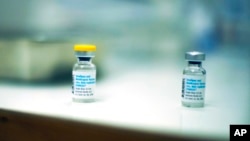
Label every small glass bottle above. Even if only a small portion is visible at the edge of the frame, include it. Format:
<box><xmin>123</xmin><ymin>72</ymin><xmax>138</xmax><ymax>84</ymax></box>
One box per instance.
<box><xmin>72</xmin><ymin>44</ymin><xmax>96</xmax><ymax>103</ymax></box>
<box><xmin>182</xmin><ymin>51</ymin><xmax>206</xmax><ymax>107</ymax></box>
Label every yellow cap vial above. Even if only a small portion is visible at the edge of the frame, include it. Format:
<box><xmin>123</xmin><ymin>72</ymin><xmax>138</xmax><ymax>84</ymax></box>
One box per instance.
<box><xmin>72</xmin><ymin>44</ymin><xmax>96</xmax><ymax>103</ymax></box>
<box><xmin>74</xmin><ymin>44</ymin><xmax>96</xmax><ymax>51</ymax></box>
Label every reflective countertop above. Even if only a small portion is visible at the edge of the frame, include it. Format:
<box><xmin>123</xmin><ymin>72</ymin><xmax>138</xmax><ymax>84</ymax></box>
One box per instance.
<box><xmin>0</xmin><ymin>47</ymin><xmax>249</xmax><ymax>140</ymax></box>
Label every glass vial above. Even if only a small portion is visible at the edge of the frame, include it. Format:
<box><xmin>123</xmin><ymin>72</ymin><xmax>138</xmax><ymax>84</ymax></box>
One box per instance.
<box><xmin>182</xmin><ymin>51</ymin><xmax>206</xmax><ymax>107</ymax></box>
<box><xmin>72</xmin><ymin>44</ymin><xmax>96</xmax><ymax>103</ymax></box>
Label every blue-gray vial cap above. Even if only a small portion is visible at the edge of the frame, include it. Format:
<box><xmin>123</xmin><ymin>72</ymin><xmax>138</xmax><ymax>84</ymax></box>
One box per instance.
<box><xmin>185</xmin><ymin>51</ymin><xmax>205</xmax><ymax>61</ymax></box>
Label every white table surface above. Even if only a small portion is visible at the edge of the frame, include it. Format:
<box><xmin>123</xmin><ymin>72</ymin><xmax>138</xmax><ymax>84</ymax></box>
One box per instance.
<box><xmin>0</xmin><ymin>48</ymin><xmax>249</xmax><ymax>140</ymax></box>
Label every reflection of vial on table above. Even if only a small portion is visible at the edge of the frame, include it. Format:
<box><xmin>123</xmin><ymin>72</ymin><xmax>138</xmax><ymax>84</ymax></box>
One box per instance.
<box><xmin>72</xmin><ymin>44</ymin><xmax>96</xmax><ymax>103</ymax></box>
<box><xmin>182</xmin><ymin>51</ymin><xmax>206</xmax><ymax>107</ymax></box>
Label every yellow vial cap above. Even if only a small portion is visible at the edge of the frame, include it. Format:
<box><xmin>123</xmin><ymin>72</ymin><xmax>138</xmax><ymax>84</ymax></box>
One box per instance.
<box><xmin>74</xmin><ymin>44</ymin><xmax>96</xmax><ymax>51</ymax></box>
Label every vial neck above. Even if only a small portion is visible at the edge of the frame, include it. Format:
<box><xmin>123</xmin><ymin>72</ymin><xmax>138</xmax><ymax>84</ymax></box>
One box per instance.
<box><xmin>77</xmin><ymin>57</ymin><xmax>92</xmax><ymax>63</ymax></box>
<box><xmin>188</xmin><ymin>61</ymin><xmax>202</xmax><ymax>67</ymax></box>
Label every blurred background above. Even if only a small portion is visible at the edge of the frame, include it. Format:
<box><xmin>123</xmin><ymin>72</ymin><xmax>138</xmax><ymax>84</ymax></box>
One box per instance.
<box><xmin>0</xmin><ymin>0</ymin><xmax>249</xmax><ymax>83</ymax></box>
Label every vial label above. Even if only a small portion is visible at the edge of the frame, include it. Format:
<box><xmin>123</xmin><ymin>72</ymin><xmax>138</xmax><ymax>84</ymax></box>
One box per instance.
<box><xmin>182</xmin><ymin>75</ymin><xmax>206</xmax><ymax>103</ymax></box>
<box><xmin>72</xmin><ymin>71</ymin><xmax>96</xmax><ymax>99</ymax></box>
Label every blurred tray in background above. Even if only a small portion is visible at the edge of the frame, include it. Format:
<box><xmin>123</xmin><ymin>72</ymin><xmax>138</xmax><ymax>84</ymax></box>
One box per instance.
<box><xmin>0</xmin><ymin>38</ymin><xmax>75</xmax><ymax>82</ymax></box>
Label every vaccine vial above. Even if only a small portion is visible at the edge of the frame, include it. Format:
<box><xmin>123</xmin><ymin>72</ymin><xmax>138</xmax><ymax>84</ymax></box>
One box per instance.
<box><xmin>72</xmin><ymin>44</ymin><xmax>96</xmax><ymax>103</ymax></box>
<box><xmin>182</xmin><ymin>51</ymin><xmax>206</xmax><ymax>107</ymax></box>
